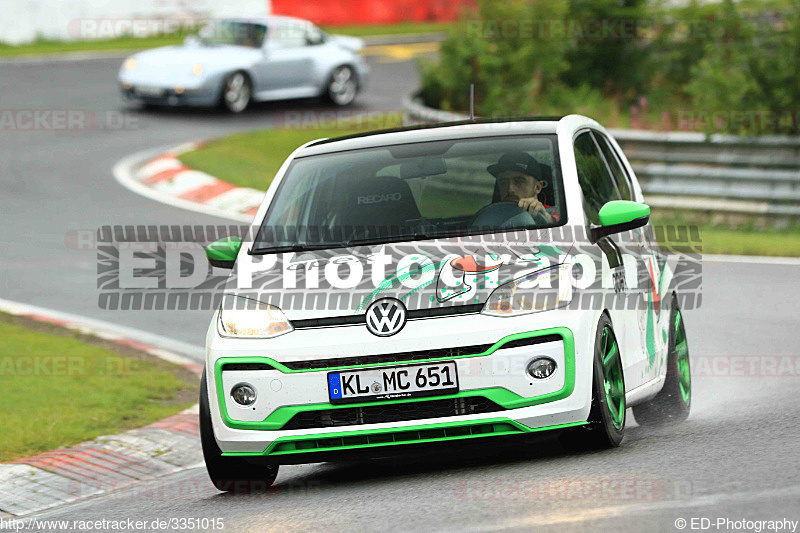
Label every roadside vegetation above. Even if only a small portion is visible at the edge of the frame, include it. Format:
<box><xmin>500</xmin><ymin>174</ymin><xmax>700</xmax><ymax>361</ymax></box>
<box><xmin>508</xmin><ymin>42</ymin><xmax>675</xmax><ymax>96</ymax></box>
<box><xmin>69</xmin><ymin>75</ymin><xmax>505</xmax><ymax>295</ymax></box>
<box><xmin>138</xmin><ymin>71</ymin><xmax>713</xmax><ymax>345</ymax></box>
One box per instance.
<box><xmin>178</xmin><ymin>116</ymin><xmax>800</xmax><ymax>257</ymax></box>
<box><xmin>0</xmin><ymin>313</ymin><xmax>197</xmax><ymax>461</ymax></box>
<box><xmin>420</xmin><ymin>0</ymin><xmax>800</xmax><ymax>135</ymax></box>
<box><xmin>0</xmin><ymin>22</ymin><xmax>451</xmax><ymax>58</ymax></box>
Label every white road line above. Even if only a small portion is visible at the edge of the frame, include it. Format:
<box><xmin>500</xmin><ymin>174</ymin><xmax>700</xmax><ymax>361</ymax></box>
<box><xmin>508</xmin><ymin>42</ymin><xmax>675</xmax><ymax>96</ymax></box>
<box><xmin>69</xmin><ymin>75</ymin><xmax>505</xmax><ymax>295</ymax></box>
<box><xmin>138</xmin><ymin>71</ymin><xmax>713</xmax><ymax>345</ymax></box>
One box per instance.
<box><xmin>702</xmin><ymin>254</ymin><xmax>800</xmax><ymax>265</ymax></box>
<box><xmin>0</xmin><ymin>297</ymin><xmax>204</xmax><ymax>362</ymax></box>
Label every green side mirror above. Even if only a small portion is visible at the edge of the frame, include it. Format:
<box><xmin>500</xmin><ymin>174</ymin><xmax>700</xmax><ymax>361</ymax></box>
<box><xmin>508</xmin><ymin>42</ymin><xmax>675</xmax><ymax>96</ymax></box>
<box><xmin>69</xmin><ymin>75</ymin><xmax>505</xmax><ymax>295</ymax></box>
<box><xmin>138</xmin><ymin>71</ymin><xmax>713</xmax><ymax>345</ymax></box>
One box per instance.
<box><xmin>205</xmin><ymin>237</ymin><xmax>242</xmax><ymax>269</ymax></box>
<box><xmin>590</xmin><ymin>200</ymin><xmax>650</xmax><ymax>242</ymax></box>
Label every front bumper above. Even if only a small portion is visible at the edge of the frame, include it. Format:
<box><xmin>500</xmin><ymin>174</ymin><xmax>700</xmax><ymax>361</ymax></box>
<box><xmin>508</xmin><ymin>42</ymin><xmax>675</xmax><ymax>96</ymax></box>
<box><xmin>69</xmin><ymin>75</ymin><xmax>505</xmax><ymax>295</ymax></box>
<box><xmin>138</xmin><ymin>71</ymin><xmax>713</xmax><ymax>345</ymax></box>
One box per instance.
<box><xmin>206</xmin><ymin>309</ymin><xmax>598</xmax><ymax>461</ymax></box>
<box><xmin>120</xmin><ymin>83</ymin><xmax>219</xmax><ymax>107</ymax></box>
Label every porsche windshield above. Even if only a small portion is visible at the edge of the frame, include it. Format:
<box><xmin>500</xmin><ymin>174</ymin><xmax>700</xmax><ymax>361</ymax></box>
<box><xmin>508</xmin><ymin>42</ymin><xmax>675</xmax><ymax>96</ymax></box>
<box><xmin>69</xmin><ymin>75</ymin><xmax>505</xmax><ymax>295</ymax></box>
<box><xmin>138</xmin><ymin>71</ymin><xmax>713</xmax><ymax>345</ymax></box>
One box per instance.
<box><xmin>254</xmin><ymin>135</ymin><xmax>565</xmax><ymax>252</ymax></box>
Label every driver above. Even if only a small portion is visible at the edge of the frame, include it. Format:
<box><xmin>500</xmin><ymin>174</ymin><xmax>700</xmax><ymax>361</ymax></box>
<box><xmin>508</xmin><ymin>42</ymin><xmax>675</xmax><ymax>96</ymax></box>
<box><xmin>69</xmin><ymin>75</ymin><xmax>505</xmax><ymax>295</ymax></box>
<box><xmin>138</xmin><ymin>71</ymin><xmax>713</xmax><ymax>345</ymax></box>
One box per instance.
<box><xmin>487</xmin><ymin>152</ymin><xmax>559</xmax><ymax>223</ymax></box>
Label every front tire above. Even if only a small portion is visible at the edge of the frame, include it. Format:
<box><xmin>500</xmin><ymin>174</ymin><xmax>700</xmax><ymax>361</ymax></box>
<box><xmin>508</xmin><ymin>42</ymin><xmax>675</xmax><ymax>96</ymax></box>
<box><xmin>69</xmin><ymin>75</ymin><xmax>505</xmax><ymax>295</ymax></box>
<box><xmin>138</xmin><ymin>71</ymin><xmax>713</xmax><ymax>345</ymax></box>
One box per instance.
<box><xmin>220</xmin><ymin>71</ymin><xmax>251</xmax><ymax>113</ymax></box>
<box><xmin>199</xmin><ymin>370</ymin><xmax>278</xmax><ymax>492</ymax></box>
<box><xmin>632</xmin><ymin>294</ymin><xmax>692</xmax><ymax>426</ymax></box>
<box><xmin>561</xmin><ymin>314</ymin><xmax>626</xmax><ymax>450</ymax></box>
<box><xmin>325</xmin><ymin>65</ymin><xmax>358</xmax><ymax>106</ymax></box>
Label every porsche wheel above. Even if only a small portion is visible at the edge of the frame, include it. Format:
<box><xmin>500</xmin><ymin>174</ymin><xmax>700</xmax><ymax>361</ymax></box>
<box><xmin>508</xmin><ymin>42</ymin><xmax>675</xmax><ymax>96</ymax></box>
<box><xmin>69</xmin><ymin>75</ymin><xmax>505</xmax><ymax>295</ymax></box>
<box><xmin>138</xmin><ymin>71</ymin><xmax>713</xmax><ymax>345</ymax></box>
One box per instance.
<box><xmin>200</xmin><ymin>370</ymin><xmax>278</xmax><ymax>492</ymax></box>
<box><xmin>325</xmin><ymin>65</ymin><xmax>358</xmax><ymax>106</ymax></box>
<box><xmin>633</xmin><ymin>294</ymin><xmax>691</xmax><ymax>426</ymax></box>
<box><xmin>220</xmin><ymin>71</ymin><xmax>251</xmax><ymax>113</ymax></box>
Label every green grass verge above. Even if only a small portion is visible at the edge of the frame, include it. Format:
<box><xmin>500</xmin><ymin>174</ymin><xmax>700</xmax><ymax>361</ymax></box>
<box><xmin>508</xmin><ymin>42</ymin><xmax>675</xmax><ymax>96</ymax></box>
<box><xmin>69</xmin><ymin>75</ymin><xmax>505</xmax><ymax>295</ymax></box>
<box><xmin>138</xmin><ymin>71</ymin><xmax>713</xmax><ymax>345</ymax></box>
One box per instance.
<box><xmin>650</xmin><ymin>212</ymin><xmax>800</xmax><ymax>257</ymax></box>
<box><xmin>178</xmin><ymin>114</ymin><xmax>405</xmax><ymax>190</ymax></box>
<box><xmin>0</xmin><ymin>313</ymin><xmax>197</xmax><ymax>462</ymax></box>
<box><xmin>0</xmin><ymin>22</ymin><xmax>451</xmax><ymax>58</ymax></box>
<box><xmin>179</xmin><ymin>120</ymin><xmax>800</xmax><ymax>257</ymax></box>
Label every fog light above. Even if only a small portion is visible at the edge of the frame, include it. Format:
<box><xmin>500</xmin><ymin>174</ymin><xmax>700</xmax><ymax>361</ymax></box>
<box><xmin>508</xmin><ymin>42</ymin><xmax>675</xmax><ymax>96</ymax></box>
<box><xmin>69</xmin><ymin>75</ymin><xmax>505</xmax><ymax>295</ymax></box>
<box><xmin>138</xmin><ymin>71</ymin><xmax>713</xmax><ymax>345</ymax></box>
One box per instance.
<box><xmin>527</xmin><ymin>357</ymin><xmax>557</xmax><ymax>379</ymax></box>
<box><xmin>231</xmin><ymin>383</ymin><xmax>256</xmax><ymax>406</ymax></box>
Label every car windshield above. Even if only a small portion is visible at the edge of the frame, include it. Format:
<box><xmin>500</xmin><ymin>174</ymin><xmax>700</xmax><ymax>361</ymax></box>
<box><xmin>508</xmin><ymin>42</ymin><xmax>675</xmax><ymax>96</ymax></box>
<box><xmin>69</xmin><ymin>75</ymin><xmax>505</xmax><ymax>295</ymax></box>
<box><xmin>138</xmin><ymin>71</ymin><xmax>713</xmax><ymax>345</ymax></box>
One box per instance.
<box><xmin>253</xmin><ymin>135</ymin><xmax>565</xmax><ymax>252</ymax></box>
<box><xmin>199</xmin><ymin>21</ymin><xmax>266</xmax><ymax>48</ymax></box>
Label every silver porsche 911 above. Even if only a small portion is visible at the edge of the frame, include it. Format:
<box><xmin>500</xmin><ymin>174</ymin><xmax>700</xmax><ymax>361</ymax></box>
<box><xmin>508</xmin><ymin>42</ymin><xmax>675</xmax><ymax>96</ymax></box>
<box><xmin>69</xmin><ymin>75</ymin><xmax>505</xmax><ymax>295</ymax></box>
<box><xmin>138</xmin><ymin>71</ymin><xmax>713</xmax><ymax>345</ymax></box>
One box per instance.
<box><xmin>119</xmin><ymin>16</ymin><xmax>369</xmax><ymax>113</ymax></box>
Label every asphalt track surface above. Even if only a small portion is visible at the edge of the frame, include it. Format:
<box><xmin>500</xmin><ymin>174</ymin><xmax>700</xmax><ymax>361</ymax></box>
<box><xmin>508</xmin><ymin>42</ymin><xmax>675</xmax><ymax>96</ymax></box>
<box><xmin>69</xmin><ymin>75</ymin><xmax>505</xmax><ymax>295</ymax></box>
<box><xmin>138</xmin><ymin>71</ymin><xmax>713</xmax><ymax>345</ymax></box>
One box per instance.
<box><xmin>2</xmin><ymin>53</ymin><xmax>800</xmax><ymax>532</ymax></box>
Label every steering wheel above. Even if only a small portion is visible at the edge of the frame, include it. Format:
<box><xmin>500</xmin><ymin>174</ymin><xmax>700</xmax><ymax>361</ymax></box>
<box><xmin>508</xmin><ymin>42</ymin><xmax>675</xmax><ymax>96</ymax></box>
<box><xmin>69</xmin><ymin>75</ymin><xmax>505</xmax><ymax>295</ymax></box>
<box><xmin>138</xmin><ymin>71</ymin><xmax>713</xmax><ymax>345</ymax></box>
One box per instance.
<box><xmin>469</xmin><ymin>201</ymin><xmax>538</xmax><ymax>230</ymax></box>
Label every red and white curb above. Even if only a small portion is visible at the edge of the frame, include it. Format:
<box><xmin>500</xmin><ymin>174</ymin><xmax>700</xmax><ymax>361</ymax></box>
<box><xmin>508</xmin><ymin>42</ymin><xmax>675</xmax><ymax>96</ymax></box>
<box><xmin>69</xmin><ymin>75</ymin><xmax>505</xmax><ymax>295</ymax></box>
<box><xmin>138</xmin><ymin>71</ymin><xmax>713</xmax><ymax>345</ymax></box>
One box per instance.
<box><xmin>113</xmin><ymin>141</ymin><xmax>265</xmax><ymax>223</ymax></box>
<box><xmin>0</xmin><ymin>299</ymin><xmax>205</xmax><ymax>517</ymax></box>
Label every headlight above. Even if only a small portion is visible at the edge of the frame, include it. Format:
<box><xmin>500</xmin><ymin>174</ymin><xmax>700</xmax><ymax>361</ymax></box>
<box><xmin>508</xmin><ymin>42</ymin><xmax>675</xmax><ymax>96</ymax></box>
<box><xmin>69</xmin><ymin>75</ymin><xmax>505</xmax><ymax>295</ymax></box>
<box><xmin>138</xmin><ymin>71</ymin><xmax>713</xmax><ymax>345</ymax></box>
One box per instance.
<box><xmin>124</xmin><ymin>57</ymin><xmax>138</xmax><ymax>70</ymax></box>
<box><xmin>482</xmin><ymin>264</ymin><xmax>573</xmax><ymax>317</ymax></box>
<box><xmin>192</xmin><ymin>63</ymin><xmax>204</xmax><ymax>76</ymax></box>
<box><xmin>218</xmin><ymin>295</ymin><xmax>293</xmax><ymax>338</ymax></box>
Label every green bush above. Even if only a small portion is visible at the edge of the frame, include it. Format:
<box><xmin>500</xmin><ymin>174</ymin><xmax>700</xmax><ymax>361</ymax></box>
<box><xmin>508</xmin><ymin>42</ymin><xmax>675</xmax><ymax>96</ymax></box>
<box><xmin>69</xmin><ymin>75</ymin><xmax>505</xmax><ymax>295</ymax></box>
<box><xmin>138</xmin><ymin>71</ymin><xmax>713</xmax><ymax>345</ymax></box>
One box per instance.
<box><xmin>419</xmin><ymin>0</ymin><xmax>800</xmax><ymax>133</ymax></box>
<box><xmin>420</xmin><ymin>0</ymin><xmax>571</xmax><ymax>117</ymax></box>
<box><xmin>685</xmin><ymin>0</ymin><xmax>800</xmax><ymax>134</ymax></box>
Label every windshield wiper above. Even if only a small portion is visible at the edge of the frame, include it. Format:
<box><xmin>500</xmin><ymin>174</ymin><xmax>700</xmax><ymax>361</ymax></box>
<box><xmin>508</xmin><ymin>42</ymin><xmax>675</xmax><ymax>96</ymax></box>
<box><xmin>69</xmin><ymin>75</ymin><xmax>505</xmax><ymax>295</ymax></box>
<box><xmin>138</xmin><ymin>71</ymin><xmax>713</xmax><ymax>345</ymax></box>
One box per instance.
<box><xmin>249</xmin><ymin>243</ymin><xmax>333</xmax><ymax>255</ymax></box>
<box><xmin>251</xmin><ymin>233</ymin><xmax>439</xmax><ymax>255</ymax></box>
<box><xmin>346</xmin><ymin>233</ymin><xmax>434</xmax><ymax>247</ymax></box>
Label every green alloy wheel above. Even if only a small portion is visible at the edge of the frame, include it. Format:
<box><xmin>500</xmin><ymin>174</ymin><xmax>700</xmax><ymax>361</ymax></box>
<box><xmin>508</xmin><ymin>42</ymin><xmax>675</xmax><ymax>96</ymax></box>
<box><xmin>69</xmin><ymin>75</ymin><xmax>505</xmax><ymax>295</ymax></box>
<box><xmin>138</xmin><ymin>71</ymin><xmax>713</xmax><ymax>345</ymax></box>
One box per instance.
<box><xmin>561</xmin><ymin>314</ymin><xmax>626</xmax><ymax>450</ymax></box>
<box><xmin>633</xmin><ymin>295</ymin><xmax>692</xmax><ymax>426</ymax></box>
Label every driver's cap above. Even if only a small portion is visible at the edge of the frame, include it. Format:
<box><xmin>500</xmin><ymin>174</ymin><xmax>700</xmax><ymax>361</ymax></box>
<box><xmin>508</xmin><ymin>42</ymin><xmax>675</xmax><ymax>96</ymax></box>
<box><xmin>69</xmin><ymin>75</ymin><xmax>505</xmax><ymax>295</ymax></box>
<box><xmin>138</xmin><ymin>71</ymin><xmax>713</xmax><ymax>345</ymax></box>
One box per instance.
<box><xmin>487</xmin><ymin>151</ymin><xmax>543</xmax><ymax>184</ymax></box>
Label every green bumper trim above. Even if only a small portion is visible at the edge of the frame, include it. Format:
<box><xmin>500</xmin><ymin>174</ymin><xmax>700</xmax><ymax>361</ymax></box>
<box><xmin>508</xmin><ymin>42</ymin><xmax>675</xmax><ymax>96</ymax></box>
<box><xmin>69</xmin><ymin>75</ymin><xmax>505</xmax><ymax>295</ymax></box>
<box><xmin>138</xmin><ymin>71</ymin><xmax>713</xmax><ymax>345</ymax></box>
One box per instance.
<box><xmin>221</xmin><ymin>418</ymin><xmax>587</xmax><ymax>457</ymax></box>
<box><xmin>215</xmin><ymin>327</ymin><xmax>575</xmax><ymax>430</ymax></box>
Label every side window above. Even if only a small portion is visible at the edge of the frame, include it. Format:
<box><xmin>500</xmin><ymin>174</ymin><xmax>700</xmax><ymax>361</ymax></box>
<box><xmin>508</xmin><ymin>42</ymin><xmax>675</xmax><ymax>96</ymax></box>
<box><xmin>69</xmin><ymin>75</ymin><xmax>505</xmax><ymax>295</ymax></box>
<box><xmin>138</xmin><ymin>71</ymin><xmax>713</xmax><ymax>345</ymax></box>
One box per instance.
<box><xmin>573</xmin><ymin>132</ymin><xmax>621</xmax><ymax>225</ymax></box>
<box><xmin>273</xmin><ymin>24</ymin><xmax>308</xmax><ymax>48</ymax></box>
<box><xmin>594</xmin><ymin>133</ymin><xmax>633</xmax><ymax>201</ymax></box>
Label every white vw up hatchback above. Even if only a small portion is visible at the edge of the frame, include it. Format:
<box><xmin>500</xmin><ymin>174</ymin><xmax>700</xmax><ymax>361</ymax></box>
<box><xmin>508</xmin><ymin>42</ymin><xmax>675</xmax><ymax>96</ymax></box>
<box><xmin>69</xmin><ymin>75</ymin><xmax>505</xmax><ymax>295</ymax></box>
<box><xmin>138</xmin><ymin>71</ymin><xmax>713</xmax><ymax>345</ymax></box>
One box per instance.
<box><xmin>200</xmin><ymin>116</ymin><xmax>693</xmax><ymax>491</ymax></box>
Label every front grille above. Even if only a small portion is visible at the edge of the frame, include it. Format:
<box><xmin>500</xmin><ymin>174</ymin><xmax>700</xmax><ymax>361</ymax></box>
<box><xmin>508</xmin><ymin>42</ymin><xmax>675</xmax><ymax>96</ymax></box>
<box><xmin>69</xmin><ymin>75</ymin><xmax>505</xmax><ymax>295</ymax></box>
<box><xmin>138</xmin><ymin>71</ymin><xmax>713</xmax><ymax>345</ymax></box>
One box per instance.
<box><xmin>279</xmin><ymin>334</ymin><xmax>562</xmax><ymax>372</ymax></box>
<box><xmin>282</xmin><ymin>396</ymin><xmax>506</xmax><ymax>430</ymax></box>
<box><xmin>281</xmin><ymin>343</ymin><xmax>494</xmax><ymax>371</ymax></box>
<box><xmin>291</xmin><ymin>304</ymin><xmax>484</xmax><ymax>329</ymax></box>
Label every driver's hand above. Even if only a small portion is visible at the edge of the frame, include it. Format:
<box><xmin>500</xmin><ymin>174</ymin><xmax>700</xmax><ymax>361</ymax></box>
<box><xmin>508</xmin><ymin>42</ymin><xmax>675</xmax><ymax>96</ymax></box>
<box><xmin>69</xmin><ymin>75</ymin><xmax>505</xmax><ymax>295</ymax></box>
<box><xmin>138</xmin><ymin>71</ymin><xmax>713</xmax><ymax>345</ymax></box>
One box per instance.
<box><xmin>518</xmin><ymin>197</ymin><xmax>553</xmax><ymax>222</ymax></box>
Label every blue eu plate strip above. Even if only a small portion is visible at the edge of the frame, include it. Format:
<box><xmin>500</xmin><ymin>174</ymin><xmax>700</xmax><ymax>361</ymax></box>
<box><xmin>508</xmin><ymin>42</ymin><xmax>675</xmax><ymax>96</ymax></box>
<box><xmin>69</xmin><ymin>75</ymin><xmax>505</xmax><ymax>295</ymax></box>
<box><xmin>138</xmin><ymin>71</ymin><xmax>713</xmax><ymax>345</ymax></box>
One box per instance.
<box><xmin>328</xmin><ymin>373</ymin><xmax>343</xmax><ymax>399</ymax></box>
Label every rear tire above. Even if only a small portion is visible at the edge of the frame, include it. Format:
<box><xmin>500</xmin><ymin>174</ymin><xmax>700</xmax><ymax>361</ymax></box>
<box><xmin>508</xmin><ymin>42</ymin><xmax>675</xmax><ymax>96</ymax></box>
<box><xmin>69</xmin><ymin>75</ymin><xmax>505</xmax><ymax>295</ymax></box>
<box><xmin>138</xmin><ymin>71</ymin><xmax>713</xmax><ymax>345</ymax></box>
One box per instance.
<box><xmin>560</xmin><ymin>314</ymin><xmax>626</xmax><ymax>450</ymax></box>
<box><xmin>200</xmin><ymin>370</ymin><xmax>278</xmax><ymax>492</ymax></box>
<box><xmin>632</xmin><ymin>294</ymin><xmax>692</xmax><ymax>426</ymax></box>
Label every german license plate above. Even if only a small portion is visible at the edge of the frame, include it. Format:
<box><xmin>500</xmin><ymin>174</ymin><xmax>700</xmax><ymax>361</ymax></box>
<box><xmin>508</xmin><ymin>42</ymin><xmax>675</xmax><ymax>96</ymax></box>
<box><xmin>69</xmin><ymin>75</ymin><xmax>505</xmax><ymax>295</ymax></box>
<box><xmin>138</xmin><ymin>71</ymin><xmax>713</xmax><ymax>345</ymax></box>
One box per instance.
<box><xmin>136</xmin><ymin>85</ymin><xmax>165</xmax><ymax>97</ymax></box>
<box><xmin>328</xmin><ymin>361</ymin><xmax>458</xmax><ymax>404</ymax></box>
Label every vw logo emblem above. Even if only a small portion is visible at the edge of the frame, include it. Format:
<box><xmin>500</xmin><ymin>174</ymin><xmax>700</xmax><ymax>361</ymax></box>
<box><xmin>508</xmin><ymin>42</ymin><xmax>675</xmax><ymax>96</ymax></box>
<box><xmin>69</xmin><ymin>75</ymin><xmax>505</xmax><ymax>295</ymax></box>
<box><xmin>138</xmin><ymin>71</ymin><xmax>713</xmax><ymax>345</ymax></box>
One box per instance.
<box><xmin>365</xmin><ymin>298</ymin><xmax>407</xmax><ymax>337</ymax></box>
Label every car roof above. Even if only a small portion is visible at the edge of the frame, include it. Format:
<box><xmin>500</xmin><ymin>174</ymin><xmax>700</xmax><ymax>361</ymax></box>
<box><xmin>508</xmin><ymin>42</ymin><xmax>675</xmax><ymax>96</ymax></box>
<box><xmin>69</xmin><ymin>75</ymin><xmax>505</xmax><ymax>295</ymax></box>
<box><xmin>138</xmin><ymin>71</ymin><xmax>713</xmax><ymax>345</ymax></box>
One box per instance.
<box><xmin>296</xmin><ymin>117</ymin><xmax>568</xmax><ymax>157</ymax></box>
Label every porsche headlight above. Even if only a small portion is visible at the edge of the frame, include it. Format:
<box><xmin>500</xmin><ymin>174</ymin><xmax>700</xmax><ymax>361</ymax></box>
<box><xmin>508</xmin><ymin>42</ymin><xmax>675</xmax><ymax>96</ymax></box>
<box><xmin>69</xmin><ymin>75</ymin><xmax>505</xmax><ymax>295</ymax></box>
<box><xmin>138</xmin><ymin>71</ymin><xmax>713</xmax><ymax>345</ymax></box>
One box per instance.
<box><xmin>218</xmin><ymin>295</ymin><xmax>293</xmax><ymax>338</ymax></box>
<box><xmin>192</xmin><ymin>63</ymin><xmax>204</xmax><ymax>76</ymax></box>
<box><xmin>482</xmin><ymin>264</ymin><xmax>574</xmax><ymax>317</ymax></box>
<box><xmin>124</xmin><ymin>57</ymin><xmax>138</xmax><ymax>70</ymax></box>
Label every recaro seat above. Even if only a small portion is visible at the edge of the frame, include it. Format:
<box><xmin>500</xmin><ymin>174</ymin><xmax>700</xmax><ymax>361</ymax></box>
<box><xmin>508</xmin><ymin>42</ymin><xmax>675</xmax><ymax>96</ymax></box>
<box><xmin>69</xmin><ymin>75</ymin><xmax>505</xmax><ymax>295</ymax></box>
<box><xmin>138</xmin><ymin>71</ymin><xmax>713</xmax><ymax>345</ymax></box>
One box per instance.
<box><xmin>333</xmin><ymin>174</ymin><xmax>422</xmax><ymax>239</ymax></box>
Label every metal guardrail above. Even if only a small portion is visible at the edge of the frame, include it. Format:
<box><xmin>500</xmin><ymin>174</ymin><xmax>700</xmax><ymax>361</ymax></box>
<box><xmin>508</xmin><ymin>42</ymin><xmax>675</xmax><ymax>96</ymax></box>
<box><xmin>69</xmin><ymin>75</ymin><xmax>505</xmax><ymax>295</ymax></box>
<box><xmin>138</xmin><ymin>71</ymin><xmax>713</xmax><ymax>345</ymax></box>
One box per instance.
<box><xmin>404</xmin><ymin>95</ymin><xmax>800</xmax><ymax>216</ymax></box>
